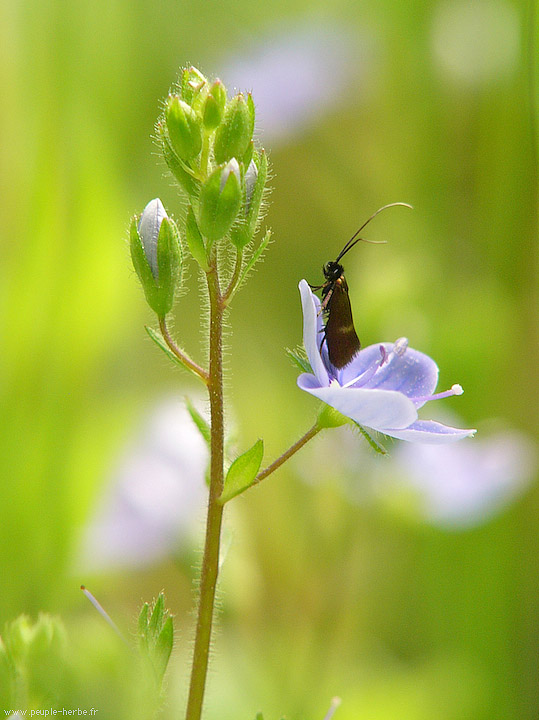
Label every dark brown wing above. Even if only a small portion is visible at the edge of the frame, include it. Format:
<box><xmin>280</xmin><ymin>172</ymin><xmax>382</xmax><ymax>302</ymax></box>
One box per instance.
<box><xmin>324</xmin><ymin>276</ymin><xmax>361</xmax><ymax>369</ymax></box>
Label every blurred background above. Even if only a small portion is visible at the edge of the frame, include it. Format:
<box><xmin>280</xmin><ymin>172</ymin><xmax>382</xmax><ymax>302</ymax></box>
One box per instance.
<box><xmin>0</xmin><ymin>0</ymin><xmax>538</xmax><ymax>717</ymax></box>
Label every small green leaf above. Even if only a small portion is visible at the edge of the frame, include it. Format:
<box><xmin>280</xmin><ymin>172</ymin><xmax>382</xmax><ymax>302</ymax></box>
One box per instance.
<box><xmin>317</xmin><ymin>404</ymin><xmax>348</xmax><ymax>429</ymax></box>
<box><xmin>220</xmin><ymin>439</ymin><xmax>264</xmax><ymax>503</ymax></box>
<box><xmin>285</xmin><ymin>346</ymin><xmax>312</xmax><ymax>374</ymax></box>
<box><xmin>185</xmin><ymin>397</ymin><xmax>211</xmax><ymax>447</ymax></box>
<box><xmin>350</xmin><ymin>422</ymin><xmax>389</xmax><ymax>455</ymax></box>
<box><xmin>149</xmin><ymin>593</ymin><xmax>164</xmax><ymax>636</ymax></box>
<box><xmin>154</xmin><ymin>615</ymin><xmax>174</xmax><ymax>680</ymax></box>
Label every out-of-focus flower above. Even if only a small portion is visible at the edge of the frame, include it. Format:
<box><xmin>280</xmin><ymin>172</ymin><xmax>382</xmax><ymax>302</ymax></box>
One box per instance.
<box><xmin>388</xmin><ymin>429</ymin><xmax>536</xmax><ymax>528</ymax></box>
<box><xmin>222</xmin><ymin>20</ymin><xmax>366</xmax><ymax>142</ymax></box>
<box><xmin>80</xmin><ymin>399</ymin><xmax>208</xmax><ymax>570</ymax></box>
<box><xmin>297</xmin><ymin>280</ymin><xmax>475</xmax><ymax>443</ymax></box>
<box><xmin>298</xmin><ymin>423</ymin><xmax>536</xmax><ymax>529</ymax></box>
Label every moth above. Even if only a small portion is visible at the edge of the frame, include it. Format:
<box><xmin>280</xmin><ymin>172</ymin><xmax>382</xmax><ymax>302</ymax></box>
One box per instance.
<box><xmin>311</xmin><ymin>203</ymin><xmax>412</xmax><ymax>369</ymax></box>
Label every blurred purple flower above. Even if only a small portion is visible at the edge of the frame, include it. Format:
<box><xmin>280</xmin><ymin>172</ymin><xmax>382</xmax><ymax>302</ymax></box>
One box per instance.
<box><xmin>391</xmin><ymin>429</ymin><xmax>536</xmax><ymax>527</ymax></box>
<box><xmin>222</xmin><ymin>20</ymin><xmax>366</xmax><ymax>143</ymax></box>
<box><xmin>81</xmin><ymin>399</ymin><xmax>208</xmax><ymax>570</ymax></box>
<box><xmin>298</xmin><ymin>280</ymin><xmax>475</xmax><ymax>443</ymax></box>
<box><xmin>298</xmin><ymin>424</ymin><xmax>536</xmax><ymax>528</ymax></box>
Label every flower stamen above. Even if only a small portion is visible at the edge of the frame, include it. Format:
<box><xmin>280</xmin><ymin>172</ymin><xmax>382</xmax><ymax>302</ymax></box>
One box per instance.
<box><xmin>414</xmin><ymin>383</ymin><xmax>463</xmax><ymax>404</ymax></box>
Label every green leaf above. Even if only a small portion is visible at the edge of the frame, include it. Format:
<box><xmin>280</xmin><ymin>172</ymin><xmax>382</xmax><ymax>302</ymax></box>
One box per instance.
<box><xmin>185</xmin><ymin>397</ymin><xmax>211</xmax><ymax>447</ymax></box>
<box><xmin>285</xmin><ymin>346</ymin><xmax>312</xmax><ymax>374</ymax></box>
<box><xmin>350</xmin><ymin>421</ymin><xmax>389</xmax><ymax>456</ymax></box>
<box><xmin>149</xmin><ymin>593</ymin><xmax>164</xmax><ymax>636</ymax></box>
<box><xmin>154</xmin><ymin>615</ymin><xmax>174</xmax><ymax>680</ymax></box>
<box><xmin>220</xmin><ymin>439</ymin><xmax>264</xmax><ymax>503</ymax></box>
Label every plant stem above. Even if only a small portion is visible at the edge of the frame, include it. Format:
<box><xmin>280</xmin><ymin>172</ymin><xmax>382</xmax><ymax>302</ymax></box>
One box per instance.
<box><xmin>222</xmin><ymin>248</ymin><xmax>243</xmax><ymax>303</ymax></box>
<box><xmin>185</xmin><ymin>264</ymin><xmax>225</xmax><ymax>720</ymax></box>
<box><xmin>159</xmin><ymin>317</ymin><xmax>209</xmax><ymax>384</ymax></box>
<box><xmin>252</xmin><ymin>423</ymin><xmax>322</xmax><ymax>487</ymax></box>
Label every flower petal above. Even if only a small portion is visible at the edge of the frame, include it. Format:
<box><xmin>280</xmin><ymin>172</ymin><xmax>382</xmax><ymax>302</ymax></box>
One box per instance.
<box><xmin>299</xmin><ymin>280</ymin><xmax>329</xmax><ymax>386</ymax></box>
<box><xmin>297</xmin><ymin>376</ymin><xmax>418</xmax><ymax>430</ymax></box>
<box><xmin>351</xmin><ymin>341</ymin><xmax>439</xmax><ymax>405</ymax></box>
<box><xmin>383</xmin><ymin>419</ymin><xmax>477</xmax><ymax>443</ymax></box>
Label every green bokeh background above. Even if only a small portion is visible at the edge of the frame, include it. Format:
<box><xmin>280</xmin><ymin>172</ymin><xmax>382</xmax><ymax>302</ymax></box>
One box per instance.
<box><xmin>1</xmin><ymin>0</ymin><xmax>538</xmax><ymax>717</ymax></box>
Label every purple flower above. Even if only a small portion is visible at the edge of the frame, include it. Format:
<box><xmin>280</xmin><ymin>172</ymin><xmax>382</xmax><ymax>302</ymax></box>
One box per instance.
<box><xmin>297</xmin><ymin>280</ymin><xmax>476</xmax><ymax>443</ymax></box>
<box><xmin>391</xmin><ymin>429</ymin><xmax>536</xmax><ymax>527</ymax></box>
<box><xmin>80</xmin><ymin>399</ymin><xmax>207</xmax><ymax>570</ymax></box>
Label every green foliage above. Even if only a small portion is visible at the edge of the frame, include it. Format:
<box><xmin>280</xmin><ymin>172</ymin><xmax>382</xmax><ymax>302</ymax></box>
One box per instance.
<box><xmin>0</xmin><ymin>614</ymin><xmax>67</xmax><ymax>707</ymax></box>
<box><xmin>138</xmin><ymin>593</ymin><xmax>174</xmax><ymax>687</ymax></box>
<box><xmin>185</xmin><ymin>397</ymin><xmax>211</xmax><ymax>447</ymax></box>
<box><xmin>220</xmin><ymin>439</ymin><xmax>264</xmax><ymax>503</ymax></box>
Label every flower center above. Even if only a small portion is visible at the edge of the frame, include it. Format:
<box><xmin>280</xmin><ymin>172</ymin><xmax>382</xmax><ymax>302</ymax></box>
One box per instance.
<box><xmin>340</xmin><ymin>338</ymin><xmax>409</xmax><ymax>388</ymax></box>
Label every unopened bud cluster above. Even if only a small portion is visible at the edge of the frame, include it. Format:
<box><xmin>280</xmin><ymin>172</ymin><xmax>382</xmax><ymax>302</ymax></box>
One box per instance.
<box><xmin>130</xmin><ymin>66</ymin><xmax>269</xmax><ymax>318</ymax></box>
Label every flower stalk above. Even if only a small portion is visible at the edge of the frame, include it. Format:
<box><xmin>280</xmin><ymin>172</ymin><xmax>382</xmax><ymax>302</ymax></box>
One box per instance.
<box><xmin>184</xmin><ymin>260</ymin><xmax>225</xmax><ymax>720</ymax></box>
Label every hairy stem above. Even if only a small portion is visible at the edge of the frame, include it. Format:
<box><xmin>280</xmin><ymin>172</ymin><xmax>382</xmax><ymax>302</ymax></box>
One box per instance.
<box><xmin>159</xmin><ymin>317</ymin><xmax>209</xmax><ymax>384</ymax></box>
<box><xmin>222</xmin><ymin>248</ymin><xmax>243</xmax><ymax>303</ymax></box>
<box><xmin>252</xmin><ymin>423</ymin><xmax>322</xmax><ymax>487</ymax></box>
<box><xmin>185</xmin><ymin>264</ymin><xmax>225</xmax><ymax>720</ymax></box>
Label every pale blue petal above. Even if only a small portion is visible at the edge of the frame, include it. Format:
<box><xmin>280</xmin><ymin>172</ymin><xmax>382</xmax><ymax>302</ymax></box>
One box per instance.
<box><xmin>383</xmin><ymin>420</ymin><xmax>477</xmax><ymax>444</ymax></box>
<box><xmin>352</xmin><ymin>343</ymin><xmax>439</xmax><ymax>404</ymax></box>
<box><xmin>297</xmin><ymin>376</ymin><xmax>418</xmax><ymax>430</ymax></box>
<box><xmin>338</xmin><ymin>342</ymin><xmax>387</xmax><ymax>386</ymax></box>
<box><xmin>299</xmin><ymin>280</ymin><xmax>329</xmax><ymax>386</ymax></box>
<box><xmin>138</xmin><ymin>198</ymin><xmax>167</xmax><ymax>280</ymax></box>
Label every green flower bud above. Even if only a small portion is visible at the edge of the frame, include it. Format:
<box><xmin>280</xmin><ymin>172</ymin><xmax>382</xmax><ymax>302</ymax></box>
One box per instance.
<box><xmin>214</xmin><ymin>94</ymin><xmax>254</xmax><ymax>164</ymax></box>
<box><xmin>230</xmin><ymin>149</ymin><xmax>268</xmax><ymax>250</ymax></box>
<box><xmin>203</xmin><ymin>80</ymin><xmax>227</xmax><ymax>131</ymax></box>
<box><xmin>198</xmin><ymin>159</ymin><xmax>242</xmax><ymax>241</ymax></box>
<box><xmin>180</xmin><ymin>66</ymin><xmax>207</xmax><ymax>105</ymax></box>
<box><xmin>165</xmin><ymin>95</ymin><xmax>203</xmax><ymax>161</ymax></box>
<box><xmin>158</xmin><ymin>122</ymin><xmax>200</xmax><ymax>197</ymax></box>
<box><xmin>130</xmin><ymin>198</ymin><xmax>182</xmax><ymax>317</ymax></box>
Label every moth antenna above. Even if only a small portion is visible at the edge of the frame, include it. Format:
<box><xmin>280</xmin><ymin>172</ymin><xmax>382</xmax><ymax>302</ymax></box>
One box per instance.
<box><xmin>335</xmin><ymin>202</ymin><xmax>413</xmax><ymax>263</ymax></box>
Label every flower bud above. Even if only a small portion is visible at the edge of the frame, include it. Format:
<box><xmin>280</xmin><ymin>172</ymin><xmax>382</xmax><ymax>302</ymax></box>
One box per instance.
<box><xmin>198</xmin><ymin>159</ymin><xmax>242</xmax><ymax>242</ymax></box>
<box><xmin>230</xmin><ymin>149</ymin><xmax>268</xmax><ymax>250</ymax></box>
<box><xmin>203</xmin><ymin>80</ymin><xmax>227</xmax><ymax>131</ymax></box>
<box><xmin>165</xmin><ymin>95</ymin><xmax>202</xmax><ymax>161</ymax></box>
<box><xmin>158</xmin><ymin>122</ymin><xmax>200</xmax><ymax>197</ymax></box>
<box><xmin>213</xmin><ymin>93</ymin><xmax>254</xmax><ymax>164</ymax></box>
<box><xmin>180</xmin><ymin>66</ymin><xmax>207</xmax><ymax>105</ymax></box>
<box><xmin>130</xmin><ymin>199</ymin><xmax>182</xmax><ymax>317</ymax></box>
